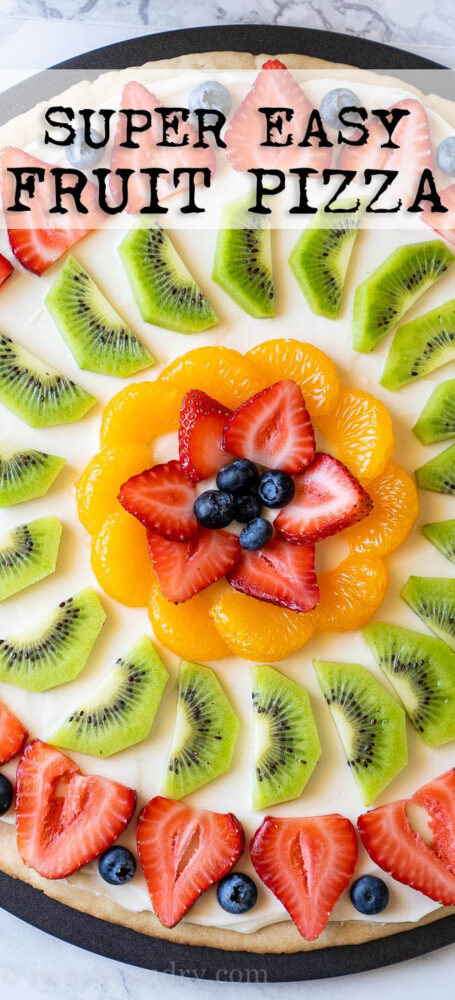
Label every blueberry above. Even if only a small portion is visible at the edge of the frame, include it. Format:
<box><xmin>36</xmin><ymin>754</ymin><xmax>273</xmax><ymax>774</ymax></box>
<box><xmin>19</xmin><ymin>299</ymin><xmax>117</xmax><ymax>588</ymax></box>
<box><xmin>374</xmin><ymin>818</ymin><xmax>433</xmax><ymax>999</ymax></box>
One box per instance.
<box><xmin>188</xmin><ymin>80</ymin><xmax>232</xmax><ymax>123</ymax></box>
<box><xmin>240</xmin><ymin>517</ymin><xmax>273</xmax><ymax>550</ymax></box>
<box><xmin>216</xmin><ymin>459</ymin><xmax>259</xmax><ymax>496</ymax></box>
<box><xmin>320</xmin><ymin>88</ymin><xmax>361</xmax><ymax>128</ymax></box>
<box><xmin>258</xmin><ymin>470</ymin><xmax>295</xmax><ymax>508</ymax></box>
<box><xmin>350</xmin><ymin>875</ymin><xmax>389</xmax><ymax>915</ymax></box>
<box><xmin>234</xmin><ymin>493</ymin><xmax>262</xmax><ymax>523</ymax></box>
<box><xmin>66</xmin><ymin>128</ymin><xmax>105</xmax><ymax>169</ymax></box>
<box><xmin>217</xmin><ymin>872</ymin><xmax>258</xmax><ymax>914</ymax></box>
<box><xmin>194</xmin><ymin>489</ymin><xmax>235</xmax><ymax>528</ymax></box>
<box><xmin>0</xmin><ymin>774</ymin><xmax>14</xmax><ymax>816</ymax></box>
<box><xmin>98</xmin><ymin>846</ymin><xmax>136</xmax><ymax>885</ymax></box>
<box><xmin>438</xmin><ymin>136</ymin><xmax>455</xmax><ymax>177</ymax></box>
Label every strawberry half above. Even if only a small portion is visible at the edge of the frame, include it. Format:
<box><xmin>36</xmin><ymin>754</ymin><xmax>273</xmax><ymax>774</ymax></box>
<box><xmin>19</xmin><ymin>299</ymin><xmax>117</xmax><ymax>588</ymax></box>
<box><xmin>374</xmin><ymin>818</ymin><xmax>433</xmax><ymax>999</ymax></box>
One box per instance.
<box><xmin>358</xmin><ymin>771</ymin><xmax>455</xmax><ymax>906</ymax></box>
<box><xmin>137</xmin><ymin>796</ymin><xmax>244</xmax><ymax>927</ymax></box>
<box><xmin>0</xmin><ymin>700</ymin><xmax>27</xmax><ymax>765</ymax></box>
<box><xmin>1</xmin><ymin>148</ymin><xmax>100</xmax><ymax>275</ymax></box>
<box><xmin>227</xmin><ymin>534</ymin><xmax>319</xmax><ymax>612</ymax></box>
<box><xmin>148</xmin><ymin>527</ymin><xmax>240</xmax><ymax>602</ymax></box>
<box><xmin>223</xmin><ymin>380</ymin><xmax>315</xmax><ymax>475</ymax></box>
<box><xmin>179</xmin><ymin>389</ymin><xmax>233</xmax><ymax>482</ymax></box>
<box><xmin>16</xmin><ymin>740</ymin><xmax>136</xmax><ymax>879</ymax></box>
<box><xmin>274</xmin><ymin>453</ymin><xmax>373</xmax><ymax>544</ymax></box>
<box><xmin>0</xmin><ymin>254</ymin><xmax>13</xmax><ymax>287</ymax></box>
<box><xmin>118</xmin><ymin>460</ymin><xmax>198</xmax><ymax>541</ymax></box>
<box><xmin>225</xmin><ymin>63</ymin><xmax>331</xmax><ymax>173</ymax></box>
<box><xmin>250</xmin><ymin>814</ymin><xmax>358</xmax><ymax>941</ymax></box>
<box><xmin>423</xmin><ymin>182</ymin><xmax>455</xmax><ymax>245</ymax></box>
<box><xmin>110</xmin><ymin>81</ymin><xmax>216</xmax><ymax>211</ymax></box>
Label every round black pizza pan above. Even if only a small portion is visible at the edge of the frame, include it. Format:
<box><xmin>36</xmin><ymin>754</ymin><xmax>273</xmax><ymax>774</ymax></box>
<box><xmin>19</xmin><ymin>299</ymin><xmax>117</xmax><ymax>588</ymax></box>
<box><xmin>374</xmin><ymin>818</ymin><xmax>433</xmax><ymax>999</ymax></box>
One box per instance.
<box><xmin>0</xmin><ymin>23</ymin><xmax>453</xmax><ymax>981</ymax></box>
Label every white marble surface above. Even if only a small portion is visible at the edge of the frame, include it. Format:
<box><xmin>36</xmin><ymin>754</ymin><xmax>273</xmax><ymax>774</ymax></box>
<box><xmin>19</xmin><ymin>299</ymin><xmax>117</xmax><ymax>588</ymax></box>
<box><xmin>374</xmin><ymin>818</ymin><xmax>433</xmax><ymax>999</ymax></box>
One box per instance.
<box><xmin>1</xmin><ymin>5</ymin><xmax>455</xmax><ymax>998</ymax></box>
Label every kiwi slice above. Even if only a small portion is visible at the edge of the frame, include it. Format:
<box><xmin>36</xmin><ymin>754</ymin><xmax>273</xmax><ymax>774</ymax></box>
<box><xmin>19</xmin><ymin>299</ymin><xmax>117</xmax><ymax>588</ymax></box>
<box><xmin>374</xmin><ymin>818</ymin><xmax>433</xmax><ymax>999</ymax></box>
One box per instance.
<box><xmin>413</xmin><ymin>381</ymin><xmax>455</xmax><ymax>444</ymax></box>
<box><xmin>353</xmin><ymin>241</ymin><xmax>454</xmax><ymax>353</ymax></box>
<box><xmin>401</xmin><ymin>576</ymin><xmax>455</xmax><ymax>652</ymax></box>
<box><xmin>252</xmin><ymin>663</ymin><xmax>321</xmax><ymax>810</ymax></box>
<box><xmin>119</xmin><ymin>226</ymin><xmax>218</xmax><ymax>334</ymax></box>
<box><xmin>416</xmin><ymin>443</ymin><xmax>455</xmax><ymax>494</ymax></box>
<box><xmin>49</xmin><ymin>635</ymin><xmax>168</xmax><ymax>757</ymax></box>
<box><xmin>0</xmin><ymin>586</ymin><xmax>105</xmax><ymax>692</ymax></box>
<box><xmin>423</xmin><ymin>519</ymin><xmax>455</xmax><ymax>564</ymax></box>
<box><xmin>363</xmin><ymin>622</ymin><xmax>455</xmax><ymax>746</ymax></box>
<box><xmin>0</xmin><ymin>333</ymin><xmax>96</xmax><ymax>428</ymax></box>
<box><xmin>381</xmin><ymin>300</ymin><xmax>455</xmax><ymax>391</ymax></box>
<box><xmin>162</xmin><ymin>659</ymin><xmax>239</xmax><ymax>799</ymax></box>
<box><xmin>0</xmin><ymin>515</ymin><xmax>62</xmax><ymax>602</ymax></box>
<box><xmin>212</xmin><ymin>197</ymin><xmax>274</xmax><ymax>318</ymax></box>
<box><xmin>0</xmin><ymin>447</ymin><xmax>65</xmax><ymax>507</ymax></box>
<box><xmin>289</xmin><ymin>205</ymin><xmax>361</xmax><ymax>319</ymax></box>
<box><xmin>46</xmin><ymin>256</ymin><xmax>155</xmax><ymax>378</ymax></box>
<box><xmin>314</xmin><ymin>659</ymin><xmax>407</xmax><ymax>806</ymax></box>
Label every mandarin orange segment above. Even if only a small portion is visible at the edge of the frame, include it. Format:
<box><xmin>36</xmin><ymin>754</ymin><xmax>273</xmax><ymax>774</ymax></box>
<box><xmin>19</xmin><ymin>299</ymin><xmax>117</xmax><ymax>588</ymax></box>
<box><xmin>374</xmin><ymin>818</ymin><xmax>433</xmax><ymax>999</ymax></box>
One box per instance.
<box><xmin>148</xmin><ymin>579</ymin><xmax>230</xmax><ymax>660</ymax></box>
<box><xmin>247</xmin><ymin>339</ymin><xmax>341</xmax><ymax>416</ymax></box>
<box><xmin>76</xmin><ymin>444</ymin><xmax>151</xmax><ymax>535</ymax></box>
<box><xmin>344</xmin><ymin>461</ymin><xmax>419</xmax><ymax>556</ymax></box>
<box><xmin>314</xmin><ymin>386</ymin><xmax>394</xmax><ymax>482</ymax></box>
<box><xmin>100</xmin><ymin>381</ymin><xmax>180</xmax><ymax>448</ymax></box>
<box><xmin>91</xmin><ymin>509</ymin><xmax>153</xmax><ymax>607</ymax></box>
<box><xmin>159</xmin><ymin>347</ymin><xmax>263</xmax><ymax>409</ymax></box>
<box><xmin>210</xmin><ymin>590</ymin><xmax>315</xmax><ymax>661</ymax></box>
<box><xmin>311</xmin><ymin>553</ymin><xmax>388</xmax><ymax>632</ymax></box>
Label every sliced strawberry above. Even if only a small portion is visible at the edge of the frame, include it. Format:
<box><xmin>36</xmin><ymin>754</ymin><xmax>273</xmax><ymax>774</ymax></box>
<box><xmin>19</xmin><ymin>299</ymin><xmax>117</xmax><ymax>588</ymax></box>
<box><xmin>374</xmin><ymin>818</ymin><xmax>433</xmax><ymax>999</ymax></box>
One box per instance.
<box><xmin>262</xmin><ymin>59</ymin><xmax>287</xmax><ymax>70</ymax></box>
<box><xmin>1</xmin><ymin>148</ymin><xmax>100</xmax><ymax>275</ymax></box>
<box><xmin>118</xmin><ymin>460</ymin><xmax>198</xmax><ymax>541</ymax></box>
<box><xmin>223</xmin><ymin>380</ymin><xmax>315</xmax><ymax>475</ymax></box>
<box><xmin>179</xmin><ymin>389</ymin><xmax>234</xmax><ymax>483</ymax></box>
<box><xmin>0</xmin><ymin>254</ymin><xmax>13</xmax><ymax>287</ymax></box>
<box><xmin>412</xmin><ymin>769</ymin><xmax>455</xmax><ymax>872</ymax></box>
<box><xmin>225</xmin><ymin>64</ymin><xmax>332</xmax><ymax>173</ymax></box>
<box><xmin>339</xmin><ymin>99</ymin><xmax>433</xmax><ymax>208</ymax></box>
<box><xmin>227</xmin><ymin>534</ymin><xmax>319</xmax><ymax>612</ymax></box>
<box><xmin>16</xmin><ymin>740</ymin><xmax>136</xmax><ymax>879</ymax></box>
<box><xmin>275</xmin><ymin>453</ymin><xmax>372</xmax><ymax>544</ymax></box>
<box><xmin>0</xmin><ymin>700</ymin><xmax>27</xmax><ymax>765</ymax></box>
<box><xmin>423</xmin><ymin>182</ymin><xmax>455</xmax><ymax>245</ymax></box>
<box><xmin>358</xmin><ymin>791</ymin><xmax>455</xmax><ymax>906</ymax></box>
<box><xmin>148</xmin><ymin>527</ymin><xmax>240</xmax><ymax>602</ymax></box>
<box><xmin>250</xmin><ymin>814</ymin><xmax>358</xmax><ymax>941</ymax></box>
<box><xmin>110</xmin><ymin>81</ymin><xmax>216</xmax><ymax>212</ymax></box>
<box><xmin>137</xmin><ymin>796</ymin><xmax>244</xmax><ymax>927</ymax></box>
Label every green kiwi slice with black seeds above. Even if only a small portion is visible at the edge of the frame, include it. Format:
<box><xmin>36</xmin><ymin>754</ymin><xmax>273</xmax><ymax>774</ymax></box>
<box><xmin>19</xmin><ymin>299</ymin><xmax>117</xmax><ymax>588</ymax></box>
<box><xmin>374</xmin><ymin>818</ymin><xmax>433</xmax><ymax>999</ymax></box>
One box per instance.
<box><xmin>162</xmin><ymin>659</ymin><xmax>239</xmax><ymax>799</ymax></box>
<box><xmin>49</xmin><ymin>635</ymin><xmax>168</xmax><ymax>757</ymax></box>
<box><xmin>363</xmin><ymin>621</ymin><xmax>455</xmax><ymax>746</ymax></box>
<box><xmin>0</xmin><ymin>333</ymin><xmax>96</xmax><ymax>427</ymax></box>
<box><xmin>415</xmin><ymin>442</ymin><xmax>455</xmax><ymax>494</ymax></box>
<box><xmin>289</xmin><ymin>204</ymin><xmax>361</xmax><ymax>319</ymax></box>
<box><xmin>0</xmin><ymin>586</ymin><xmax>105</xmax><ymax>691</ymax></box>
<box><xmin>119</xmin><ymin>226</ymin><xmax>218</xmax><ymax>334</ymax></box>
<box><xmin>252</xmin><ymin>663</ymin><xmax>321</xmax><ymax>810</ymax></box>
<box><xmin>0</xmin><ymin>514</ymin><xmax>62</xmax><ymax>601</ymax></box>
<box><xmin>381</xmin><ymin>299</ymin><xmax>455</xmax><ymax>390</ymax></box>
<box><xmin>0</xmin><ymin>447</ymin><xmax>65</xmax><ymax>507</ymax></box>
<box><xmin>314</xmin><ymin>659</ymin><xmax>407</xmax><ymax>805</ymax></box>
<box><xmin>413</xmin><ymin>380</ymin><xmax>455</xmax><ymax>444</ymax></box>
<box><xmin>401</xmin><ymin>576</ymin><xmax>455</xmax><ymax>652</ymax></box>
<box><xmin>353</xmin><ymin>241</ymin><xmax>454</xmax><ymax>353</ymax></box>
<box><xmin>46</xmin><ymin>256</ymin><xmax>155</xmax><ymax>377</ymax></box>
<box><xmin>212</xmin><ymin>196</ymin><xmax>274</xmax><ymax>318</ymax></box>
<box><xmin>423</xmin><ymin>519</ymin><xmax>455</xmax><ymax>564</ymax></box>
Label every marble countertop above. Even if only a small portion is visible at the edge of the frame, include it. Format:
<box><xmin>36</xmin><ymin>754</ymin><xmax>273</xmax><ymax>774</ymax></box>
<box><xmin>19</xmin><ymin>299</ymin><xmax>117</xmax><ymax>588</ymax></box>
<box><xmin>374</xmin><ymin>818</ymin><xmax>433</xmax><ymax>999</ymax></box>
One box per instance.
<box><xmin>1</xmin><ymin>4</ymin><xmax>455</xmax><ymax>998</ymax></box>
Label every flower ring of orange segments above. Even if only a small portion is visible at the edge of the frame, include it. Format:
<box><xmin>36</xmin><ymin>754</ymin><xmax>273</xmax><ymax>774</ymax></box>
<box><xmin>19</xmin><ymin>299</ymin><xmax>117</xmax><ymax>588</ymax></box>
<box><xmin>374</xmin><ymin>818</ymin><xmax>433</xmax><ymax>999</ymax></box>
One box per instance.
<box><xmin>77</xmin><ymin>340</ymin><xmax>418</xmax><ymax>662</ymax></box>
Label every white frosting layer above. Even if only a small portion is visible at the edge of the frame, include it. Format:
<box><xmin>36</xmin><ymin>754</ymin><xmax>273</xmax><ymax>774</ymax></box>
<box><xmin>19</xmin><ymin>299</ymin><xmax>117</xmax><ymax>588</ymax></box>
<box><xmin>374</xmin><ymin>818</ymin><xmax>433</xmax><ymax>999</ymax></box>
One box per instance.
<box><xmin>1</xmin><ymin>69</ymin><xmax>455</xmax><ymax>935</ymax></box>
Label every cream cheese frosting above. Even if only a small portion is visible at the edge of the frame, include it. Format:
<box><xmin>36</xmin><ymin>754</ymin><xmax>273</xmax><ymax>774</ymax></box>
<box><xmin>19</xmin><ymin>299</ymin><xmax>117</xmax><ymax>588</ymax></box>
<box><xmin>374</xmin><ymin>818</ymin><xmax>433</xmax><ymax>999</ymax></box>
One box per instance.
<box><xmin>1</xmin><ymin>67</ymin><xmax>455</xmax><ymax>935</ymax></box>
